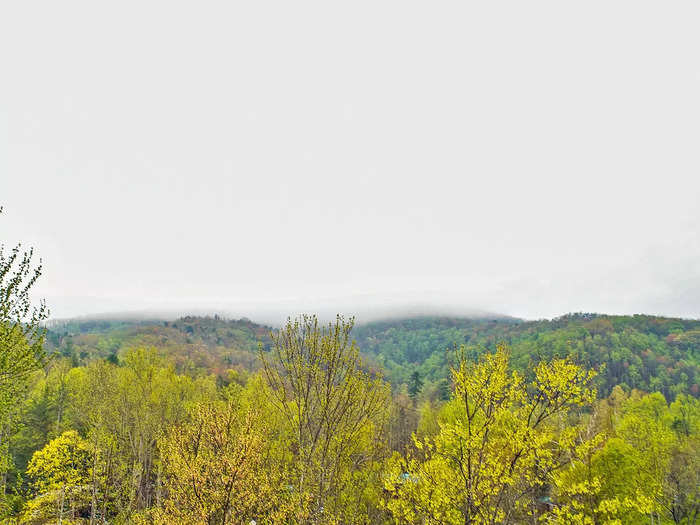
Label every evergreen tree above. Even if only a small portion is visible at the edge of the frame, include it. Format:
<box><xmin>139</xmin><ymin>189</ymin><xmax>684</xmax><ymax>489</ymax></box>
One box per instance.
<box><xmin>408</xmin><ymin>370</ymin><xmax>423</xmax><ymax>401</ymax></box>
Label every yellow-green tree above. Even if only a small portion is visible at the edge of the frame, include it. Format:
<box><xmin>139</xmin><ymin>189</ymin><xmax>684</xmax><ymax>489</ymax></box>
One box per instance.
<box><xmin>64</xmin><ymin>361</ymin><xmax>127</xmax><ymax>524</ymax></box>
<box><xmin>156</xmin><ymin>395</ymin><xmax>288</xmax><ymax>525</ymax></box>
<box><xmin>23</xmin><ymin>430</ymin><xmax>91</xmax><ymax>525</ymax></box>
<box><xmin>64</xmin><ymin>349</ymin><xmax>218</xmax><ymax>522</ymax></box>
<box><xmin>259</xmin><ymin>315</ymin><xmax>391</xmax><ymax>524</ymax></box>
<box><xmin>384</xmin><ymin>345</ymin><xmax>597</xmax><ymax>525</ymax></box>
<box><xmin>552</xmin><ymin>436</ymin><xmax>657</xmax><ymax>524</ymax></box>
<box><xmin>553</xmin><ymin>391</ymin><xmax>699</xmax><ymax>524</ymax></box>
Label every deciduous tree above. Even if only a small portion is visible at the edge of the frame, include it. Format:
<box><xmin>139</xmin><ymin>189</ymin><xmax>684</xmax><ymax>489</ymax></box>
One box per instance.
<box><xmin>157</xmin><ymin>397</ymin><xmax>287</xmax><ymax>525</ymax></box>
<box><xmin>24</xmin><ymin>430</ymin><xmax>91</xmax><ymax>524</ymax></box>
<box><xmin>0</xmin><ymin>208</ymin><xmax>49</xmax><ymax>487</ymax></box>
<box><xmin>259</xmin><ymin>315</ymin><xmax>390</xmax><ymax>524</ymax></box>
<box><xmin>384</xmin><ymin>345</ymin><xmax>597</xmax><ymax>524</ymax></box>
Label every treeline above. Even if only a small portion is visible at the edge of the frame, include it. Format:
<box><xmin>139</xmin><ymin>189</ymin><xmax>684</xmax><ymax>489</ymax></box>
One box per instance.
<box><xmin>2</xmin><ymin>316</ymin><xmax>698</xmax><ymax>524</ymax></box>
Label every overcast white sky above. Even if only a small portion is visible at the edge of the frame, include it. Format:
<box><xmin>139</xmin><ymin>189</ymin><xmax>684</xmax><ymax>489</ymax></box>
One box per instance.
<box><xmin>1</xmin><ymin>1</ymin><xmax>699</xmax><ymax>323</ymax></box>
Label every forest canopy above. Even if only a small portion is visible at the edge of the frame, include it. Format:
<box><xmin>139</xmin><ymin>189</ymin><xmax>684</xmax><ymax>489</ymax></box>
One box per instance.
<box><xmin>0</xmin><ymin>311</ymin><xmax>697</xmax><ymax>524</ymax></box>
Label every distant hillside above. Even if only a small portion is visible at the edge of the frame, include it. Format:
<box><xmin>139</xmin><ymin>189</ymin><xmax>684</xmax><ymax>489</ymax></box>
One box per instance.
<box><xmin>45</xmin><ymin>312</ymin><xmax>700</xmax><ymax>401</ymax></box>
<box><xmin>353</xmin><ymin>313</ymin><xmax>700</xmax><ymax>400</ymax></box>
<box><xmin>45</xmin><ymin>315</ymin><xmax>273</xmax><ymax>377</ymax></box>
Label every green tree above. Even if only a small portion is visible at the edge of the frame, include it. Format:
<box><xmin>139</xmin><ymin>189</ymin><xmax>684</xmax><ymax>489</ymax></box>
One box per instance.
<box><xmin>0</xmin><ymin>209</ymin><xmax>49</xmax><ymax>488</ymax></box>
<box><xmin>554</xmin><ymin>391</ymin><xmax>700</xmax><ymax>524</ymax></box>
<box><xmin>408</xmin><ymin>371</ymin><xmax>423</xmax><ymax>403</ymax></box>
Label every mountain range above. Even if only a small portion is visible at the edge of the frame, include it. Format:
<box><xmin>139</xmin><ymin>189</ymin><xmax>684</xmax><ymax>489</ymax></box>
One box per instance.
<box><xmin>46</xmin><ymin>311</ymin><xmax>700</xmax><ymax>401</ymax></box>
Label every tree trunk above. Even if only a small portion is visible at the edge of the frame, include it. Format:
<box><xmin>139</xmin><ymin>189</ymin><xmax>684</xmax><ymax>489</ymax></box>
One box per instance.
<box><xmin>58</xmin><ymin>483</ymin><xmax>66</xmax><ymax>525</ymax></box>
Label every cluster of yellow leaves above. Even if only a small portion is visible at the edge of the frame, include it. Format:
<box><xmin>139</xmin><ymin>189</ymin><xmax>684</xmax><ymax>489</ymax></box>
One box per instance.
<box><xmin>384</xmin><ymin>345</ymin><xmax>597</xmax><ymax>525</ymax></box>
<box><xmin>155</xmin><ymin>394</ymin><xmax>293</xmax><ymax>525</ymax></box>
<box><xmin>22</xmin><ymin>430</ymin><xmax>92</xmax><ymax>524</ymax></box>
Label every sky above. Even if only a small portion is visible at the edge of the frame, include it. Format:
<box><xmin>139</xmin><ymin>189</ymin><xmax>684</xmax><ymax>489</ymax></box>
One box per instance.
<box><xmin>1</xmin><ymin>1</ymin><xmax>699</xmax><ymax>323</ymax></box>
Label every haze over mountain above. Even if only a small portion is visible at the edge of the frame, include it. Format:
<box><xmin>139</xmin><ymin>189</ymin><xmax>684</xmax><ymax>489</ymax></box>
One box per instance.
<box><xmin>2</xmin><ymin>1</ymin><xmax>699</xmax><ymax>321</ymax></box>
<box><xmin>43</xmin><ymin>295</ymin><xmax>514</xmax><ymax>328</ymax></box>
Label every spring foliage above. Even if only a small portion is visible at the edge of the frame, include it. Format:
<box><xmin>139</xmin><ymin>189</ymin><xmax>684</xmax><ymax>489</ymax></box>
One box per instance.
<box><xmin>383</xmin><ymin>346</ymin><xmax>597</xmax><ymax>524</ymax></box>
<box><xmin>0</xmin><ymin>317</ymin><xmax>697</xmax><ymax>524</ymax></box>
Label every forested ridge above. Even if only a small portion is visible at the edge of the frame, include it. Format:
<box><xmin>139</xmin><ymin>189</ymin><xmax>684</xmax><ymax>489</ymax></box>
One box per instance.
<box><xmin>44</xmin><ymin>316</ymin><xmax>272</xmax><ymax>379</ymax></box>
<box><xmin>352</xmin><ymin>313</ymin><xmax>700</xmax><ymax>402</ymax></box>
<box><xmin>1</xmin><ymin>229</ymin><xmax>698</xmax><ymax>523</ymax></box>
<box><xmin>45</xmin><ymin>313</ymin><xmax>700</xmax><ymax>403</ymax></box>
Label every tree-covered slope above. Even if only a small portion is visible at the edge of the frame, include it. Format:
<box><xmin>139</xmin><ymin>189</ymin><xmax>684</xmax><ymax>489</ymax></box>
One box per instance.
<box><xmin>353</xmin><ymin>313</ymin><xmax>700</xmax><ymax>400</ymax></box>
<box><xmin>45</xmin><ymin>315</ymin><xmax>272</xmax><ymax>377</ymax></box>
<box><xmin>45</xmin><ymin>313</ymin><xmax>700</xmax><ymax>400</ymax></box>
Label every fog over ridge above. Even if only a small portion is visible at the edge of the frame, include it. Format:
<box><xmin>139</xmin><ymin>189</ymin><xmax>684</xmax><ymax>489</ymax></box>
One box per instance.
<box><xmin>2</xmin><ymin>1</ymin><xmax>699</xmax><ymax>322</ymax></box>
